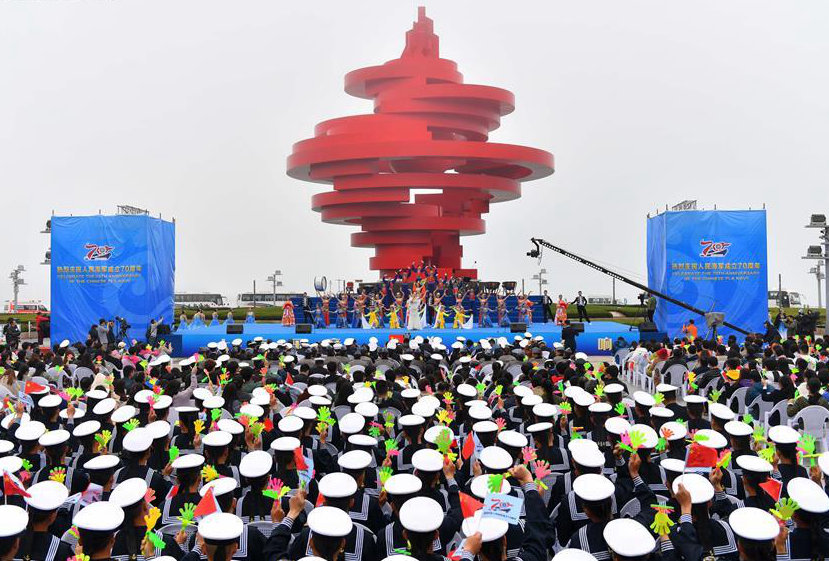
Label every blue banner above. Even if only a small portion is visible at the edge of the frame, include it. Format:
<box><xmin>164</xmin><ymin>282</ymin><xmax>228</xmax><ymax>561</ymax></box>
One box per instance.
<box><xmin>647</xmin><ymin>210</ymin><xmax>768</xmax><ymax>338</ymax></box>
<box><xmin>51</xmin><ymin>215</ymin><xmax>175</xmax><ymax>344</ymax></box>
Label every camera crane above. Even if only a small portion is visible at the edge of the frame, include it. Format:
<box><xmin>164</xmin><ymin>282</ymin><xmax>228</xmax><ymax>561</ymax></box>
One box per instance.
<box><xmin>527</xmin><ymin>237</ymin><xmax>750</xmax><ymax>336</ymax></box>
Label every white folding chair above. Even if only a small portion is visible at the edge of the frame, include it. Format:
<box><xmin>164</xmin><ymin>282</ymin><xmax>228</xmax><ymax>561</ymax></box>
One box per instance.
<box><xmin>726</xmin><ymin>387</ymin><xmax>750</xmax><ymax>415</ymax></box>
<box><xmin>765</xmin><ymin>400</ymin><xmax>789</xmax><ymax>430</ymax></box>
<box><xmin>789</xmin><ymin>405</ymin><xmax>829</xmax><ymax>451</ymax></box>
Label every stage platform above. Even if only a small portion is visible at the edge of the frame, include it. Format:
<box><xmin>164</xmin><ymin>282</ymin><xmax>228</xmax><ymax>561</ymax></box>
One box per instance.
<box><xmin>168</xmin><ymin>320</ymin><xmax>666</xmax><ymax>357</ymax></box>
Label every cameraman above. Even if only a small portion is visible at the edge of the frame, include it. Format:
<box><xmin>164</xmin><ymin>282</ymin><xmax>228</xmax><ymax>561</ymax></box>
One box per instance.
<box><xmin>116</xmin><ymin>316</ymin><xmax>130</xmax><ymax>343</ymax></box>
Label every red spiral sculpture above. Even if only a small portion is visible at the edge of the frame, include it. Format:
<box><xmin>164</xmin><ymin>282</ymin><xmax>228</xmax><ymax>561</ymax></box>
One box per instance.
<box><xmin>287</xmin><ymin>7</ymin><xmax>554</xmax><ymax>278</ymax></box>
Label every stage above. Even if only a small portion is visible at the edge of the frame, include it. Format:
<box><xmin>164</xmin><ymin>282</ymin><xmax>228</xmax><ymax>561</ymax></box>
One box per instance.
<box><xmin>168</xmin><ymin>320</ymin><xmax>666</xmax><ymax>357</ymax></box>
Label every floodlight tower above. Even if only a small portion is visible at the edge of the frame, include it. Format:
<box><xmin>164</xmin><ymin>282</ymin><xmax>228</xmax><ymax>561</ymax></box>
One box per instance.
<box><xmin>803</xmin><ymin>214</ymin><xmax>829</xmax><ymax>326</ymax></box>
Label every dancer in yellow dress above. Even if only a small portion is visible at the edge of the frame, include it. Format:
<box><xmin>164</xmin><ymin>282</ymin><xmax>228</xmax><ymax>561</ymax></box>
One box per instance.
<box><xmin>388</xmin><ymin>303</ymin><xmax>402</xmax><ymax>329</ymax></box>
<box><xmin>367</xmin><ymin>304</ymin><xmax>380</xmax><ymax>328</ymax></box>
<box><xmin>433</xmin><ymin>299</ymin><xmax>448</xmax><ymax>329</ymax></box>
<box><xmin>452</xmin><ymin>303</ymin><xmax>468</xmax><ymax>329</ymax></box>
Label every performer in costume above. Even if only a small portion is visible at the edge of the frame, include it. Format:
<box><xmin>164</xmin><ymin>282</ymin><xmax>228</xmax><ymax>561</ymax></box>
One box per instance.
<box><xmin>431</xmin><ymin>291</ymin><xmax>447</xmax><ymax>329</ymax></box>
<box><xmin>406</xmin><ymin>292</ymin><xmax>423</xmax><ymax>330</ymax></box>
<box><xmin>555</xmin><ymin>294</ymin><xmax>568</xmax><ymax>325</ymax></box>
<box><xmin>524</xmin><ymin>294</ymin><xmax>533</xmax><ymax>324</ymax></box>
<box><xmin>313</xmin><ymin>304</ymin><xmax>326</xmax><ymax>329</ymax></box>
<box><xmin>477</xmin><ymin>293</ymin><xmax>493</xmax><ymax>328</ymax></box>
<box><xmin>352</xmin><ymin>291</ymin><xmax>367</xmax><ymax>328</ymax></box>
<box><xmin>320</xmin><ymin>293</ymin><xmax>331</xmax><ymax>326</ymax></box>
<box><xmin>336</xmin><ymin>296</ymin><xmax>349</xmax><ymax>328</ymax></box>
<box><xmin>496</xmin><ymin>292</ymin><xmax>510</xmax><ymax>327</ymax></box>
<box><xmin>388</xmin><ymin>303</ymin><xmax>402</xmax><ymax>329</ymax></box>
<box><xmin>366</xmin><ymin>303</ymin><xmax>380</xmax><ymax>328</ymax></box>
<box><xmin>374</xmin><ymin>294</ymin><xmax>386</xmax><ymax>327</ymax></box>
<box><xmin>452</xmin><ymin>303</ymin><xmax>468</xmax><ymax>329</ymax></box>
<box><xmin>208</xmin><ymin>312</ymin><xmax>220</xmax><ymax>326</ymax></box>
<box><xmin>281</xmin><ymin>300</ymin><xmax>295</xmax><ymax>326</ymax></box>
<box><xmin>245</xmin><ymin>308</ymin><xmax>256</xmax><ymax>324</ymax></box>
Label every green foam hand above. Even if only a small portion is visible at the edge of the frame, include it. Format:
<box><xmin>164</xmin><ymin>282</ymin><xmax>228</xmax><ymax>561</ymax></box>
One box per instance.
<box><xmin>178</xmin><ymin>503</ymin><xmax>196</xmax><ymax>528</ymax></box>
<box><xmin>797</xmin><ymin>434</ymin><xmax>817</xmax><ymax>466</ymax></box>
<box><xmin>708</xmin><ymin>389</ymin><xmax>722</xmax><ymax>403</ymax></box>
<box><xmin>145</xmin><ymin>531</ymin><xmax>165</xmax><ymax>550</ymax></box>
<box><xmin>758</xmin><ymin>445</ymin><xmax>776</xmax><ymax>463</ymax></box>
<box><xmin>317</xmin><ymin>406</ymin><xmax>335</xmax><ymax>429</ymax></box>
<box><xmin>594</xmin><ymin>384</ymin><xmax>605</xmax><ymax>398</ymax></box>
<box><xmin>211</xmin><ymin>408</ymin><xmax>222</xmax><ymax>421</ymax></box>
<box><xmin>487</xmin><ymin>474</ymin><xmax>504</xmax><ymax>494</ymax></box>
<box><xmin>742</xmin><ymin>413</ymin><xmax>754</xmax><ymax>425</ymax></box>
<box><xmin>379</xmin><ymin>466</ymin><xmax>394</xmax><ymax>487</ymax></box>
<box><xmin>476</xmin><ymin>382</ymin><xmax>486</xmax><ymax>395</ymax></box>
<box><xmin>494</xmin><ymin>385</ymin><xmax>503</xmax><ymax>396</ymax></box>
<box><xmin>753</xmin><ymin>425</ymin><xmax>766</xmax><ymax>442</ymax></box>
<box><xmin>168</xmin><ymin>446</ymin><xmax>180</xmax><ymax>464</ymax></box>
<box><xmin>122</xmin><ymin>419</ymin><xmax>140</xmax><ymax>432</ymax></box>
<box><xmin>770</xmin><ymin>498</ymin><xmax>799</xmax><ymax>521</ymax></box>
<box><xmin>434</xmin><ymin>428</ymin><xmax>453</xmax><ymax>456</ymax></box>
<box><xmin>653</xmin><ymin>392</ymin><xmax>664</xmax><ymax>405</ymax></box>
<box><xmin>655</xmin><ymin>437</ymin><xmax>667</xmax><ymax>453</ymax></box>
<box><xmin>94</xmin><ymin>430</ymin><xmax>112</xmax><ymax>450</ymax></box>
<box><xmin>614</xmin><ymin>402</ymin><xmax>626</xmax><ymax>416</ymax></box>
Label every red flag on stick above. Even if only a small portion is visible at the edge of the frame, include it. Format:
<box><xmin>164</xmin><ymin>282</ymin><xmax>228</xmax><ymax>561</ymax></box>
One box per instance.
<box><xmin>4</xmin><ymin>471</ymin><xmax>30</xmax><ymax>498</ymax></box>
<box><xmin>685</xmin><ymin>443</ymin><xmax>718</xmax><ymax>469</ymax></box>
<box><xmin>24</xmin><ymin>381</ymin><xmax>46</xmax><ymax>395</ymax></box>
<box><xmin>192</xmin><ymin>486</ymin><xmax>218</xmax><ymax>517</ymax></box>
<box><xmin>459</xmin><ymin>492</ymin><xmax>483</xmax><ymax>519</ymax></box>
<box><xmin>293</xmin><ymin>448</ymin><xmax>308</xmax><ymax>471</ymax></box>
<box><xmin>759</xmin><ymin>478</ymin><xmax>782</xmax><ymax>502</ymax></box>
<box><xmin>462</xmin><ymin>436</ymin><xmax>475</xmax><ymax>461</ymax></box>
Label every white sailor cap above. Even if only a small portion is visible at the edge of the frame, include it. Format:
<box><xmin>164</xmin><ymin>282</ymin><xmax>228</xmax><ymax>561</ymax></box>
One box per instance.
<box><xmin>400</xmin><ymin>388</ymin><xmax>420</xmax><ymax>400</ymax></box>
<box><xmin>202</xmin><ymin>396</ymin><xmax>225</xmax><ymax>410</ymax></box>
<box><xmin>478</xmin><ymin>446</ymin><xmax>513</xmax><ymax>471</ymax></box>
<box><xmin>708</xmin><ymin>403</ymin><xmax>736</xmax><ymax>422</ymax></box>
<box><xmin>568</xmin><ymin>439</ymin><xmax>599</xmax><ymax>455</ymax></box>
<box><xmin>109</xmin><ymin>478</ymin><xmax>148</xmax><ymax>508</ymax></box>
<box><xmin>571</xmin><ymin>447</ymin><xmax>605</xmax><ymax>469</ymax></box>
<box><xmin>217</xmin><ymin>419</ymin><xmax>244</xmax><ymax>435</ymax></box>
<box><xmin>552</xmin><ymin>549</ymin><xmax>599</xmax><ymax>561</ymax></box>
<box><xmin>171</xmin><ymin>454</ymin><xmax>205</xmax><ymax>471</ymax></box>
<box><xmin>461</xmin><ymin>510</ymin><xmax>508</xmax><ymax>542</ymax></box>
<box><xmin>468</xmin><ymin>406</ymin><xmax>492</xmax><ymax>421</ymax></box>
<box><xmin>318</xmin><ymin>472</ymin><xmax>358</xmax><ymax>498</ymax></box>
<box><xmin>632</xmin><ymin>391</ymin><xmax>655</xmax><ymax>407</ymax></box>
<box><xmin>724</xmin><ymin>420</ymin><xmax>753</xmax><ymax>437</ymax></box>
<box><xmin>72</xmin><ymin>420</ymin><xmax>101</xmax><ymax>438</ymax></box>
<box><xmin>193</xmin><ymin>388</ymin><xmax>213</xmax><ymax>402</ymax></box>
<box><xmin>37</xmin><ymin>394</ymin><xmax>62</xmax><ymax>409</ymax></box>
<box><xmin>573</xmin><ymin>473</ymin><xmax>615</xmax><ymax>501</ymax></box>
<box><xmin>309</xmin><ymin>394</ymin><xmax>332</xmax><ymax>408</ymax></box>
<box><xmin>134</xmin><ymin>390</ymin><xmax>154</xmax><ymax>405</ymax></box>
<box><xmin>526</xmin><ymin>422</ymin><xmax>553</xmax><ymax>433</ymax></box>
<box><xmin>251</xmin><ymin>394</ymin><xmax>271</xmax><ymax>407</ymax></box>
<box><xmin>673</xmin><ymin>473</ymin><xmax>715</xmax><ymax>503</ymax></box>
<box><xmin>201</xmin><ymin>476</ymin><xmax>238</xmax><ymax>498</ymax></box>
<box><xmin>111</xmin><ymin>405</ymin><xmax>137</xmax><ymax>424</ymax></box>
<box><xmin>459</xmin><ymin>356</ymin><xmax>471</xmax><ymax>364</ymax></box>
<box><xmin>338</xmin><ymin>450</ymin><xmax>373</xmax><ymax>471</ymax></box>
<box><xmin>1</xmin><ymin>414</ymin><xmax>28</xmax><ymax>431</ymax></box>
<box><xmin>398</xmin><ymin>414</ymin><xmax>425</xmax><ymax>428</ymax></box>
<box><xmin>339</xmin><ymin>412</ymin><xmax>365</xmax><ymax>435</ymax></box>
<box><xmin>768</xmin><ymin>424</ymin><xmax>800</xmax><ymax>445</ymax></box>
<box><xmin>412</xmin><ymin>449</ymin><xmax>444</xmax><ymax>472</ymax></box>
<box><xmin>294</xmin><ymin>406</ymin><xmax>318</xmax><ymax>421</ymax></box>
<box><xmin>400</xmin><ymin>496</ymin><xmax>443</xmax><ymax>533</ymax></box>
<box><xmin>656</xmin><ymin>383</ymin><xmax>678</xmax><ymax>393</ymax></box>
<box><xmin>512</xmin><ymin>385</ymin><xmax>532</xmax><ymax>398</ymax></box>
<box><xmin>278</xmin><ymin>415</ymin><xmax>304</xmax><ymax>434</ymax></box>
<box><xmin>470</xmin><ymin>474</ymin><xmax>509</xmax><ymax>498</ymax></box>
<box><xmin>282</xmin><ymin>355</ymin><xmax>296</xmax><ymax>364</ymax></box>
<box><xmin>628</xmin><ymin>424</ymin><xmax>659</xmax><ymax>449</ymax></box>
<box><xmin>563</xmin><ymin>386</ymin><xmax>584</xmax><ymax>399</ymax></box>
<box><xmin>59</xmin><ymin>340</ymin><xmax>70</xmax><ymax>349</ymax></box>
<box><xmin>604</xmin><ymin>383</ymin><xmax>624</xmax><ymax>395</ymax></box>
<box><xmin>521</xmin><ymin>394</ymin><xmax>543</xmax><ymax>407</ymax></box>
<box><xmin>660</xmin><ymin>458</ymin><xmax>686</xmax><ymax>474</ymax></box>
<box><xmin>532</xmin><ymin>403</ymin><xmax>558</xmax><ymax>418</ymax></box>
<box><xmin>465</xmin><ymin>399</ymin><xmax>488</xmax><ymax>409</ymax></box>
<box><xmin>457</xmin><ymin>384</ymin><xmax>477</xmax><ymax>398</ymax></box>
<box><xmin>198</xmin><ymin>512</ymin><xmax>244</xmax><ymax>544</ymax></box>
<box><xmin>649</xmin><ymin>406</ymin><xmax>673</xmax><ymax>419</ymax></box>
<box><xmin>271</xmin><ymin>436</ymin><xmax>301</xmax><ymax>452</ymax></box>
<box><xmin>497</xmin><ymin>430</ymin><xmax>528</xmax><ymax>449</ymax></box>
<box><xmin>239</xmin><ymin>404</ymin><xmax>264</xmax><ymax>419</ymax></box>
<box><xmin>411</xmin><ymin>401</ymin><xmax>436</xmax><ymax>418</ymax></box>
<box><xmin>231</xmin><ymin>338</ymin><xmax>243</xmax><ymax>347</ymax></box>
<box><xmin>424</xmin><ymin>425</ymin><xmax>454</xmax><ymax>444</ymax></box>
<box><xmin>735</xmin><ymin>454</ymin><xmax>773</xmax><ymax>474</ymax></box>
<box><xmin>73</xmin><ymin>501</ymin><xmax>124</xmax><ymax>532</ymax></box>
<box><xmin>207</xmin><ymin>342</ymin><xmax>218</xmax><ymax>350</ymax></box>
<box><xmin>0</xmin><ymin>505</ymin><xmax>27</xmax><ymax>538</ymax></box>
<box><xmin>659</xmin><ymin>421</ymin><xmax>687</xmax><ymax>441</ymax></box>
<box><xmin>239</xmin><ymin>450</ymin><xmax>272</xmax><ymax>478</ymax></box>
<box><xmin>400</xmin><ymin>353</ymin><xmax>415</xmax><ymax>361</ymax></box>
<box><xmin>0</xmin><ymin>440</ymin><xmax>13</xmax><ymax>455</ymax></box>
<box><xmin>15</xmin><ymin>421</ymin><xmax>46</xmax><ymax>442</ymax></box>
<box><xmin>348</xmin><ymin>434</ymin><xmax>378</xmax><ymax>448</ymax></box>
<box><xmin>146</xmin><ymin>421</ymin><xmax>171</xmax><ymax>440</ymax></box>
<box><xmin>383</xmin><ymin>473</ymin><xmax>422</xmax><ymax>495</ymax></box>
<box><xmin>83</xmin><ymin>454</ymin><xmax>120</xmax><ymax>472</ymax></box>
<box><xmin>59</xmin><ymin>406</ymin><xmax>85</xmax><ymax>420</ymax></box>
<box><xmin>202</xmin><ymin>431</ymin><xmax>233</xmax><ymax>448</ymax></box>
<box><xmin>787</xmin><ymin>477</ymin><xmax>829</xmax><ymax>513</ymax></box>
<box><xmin>0</xmin><ymin>456</ymin><xmax>22</xmax><ymax>474</ymax></box>
<box><xmin>306</xmin><ymin>506</ymin><xmax>359</xmax><ymax>540</ymax></box>
<box><xmin>38</xmin><ymin>429</ymin><xmax>70</xmax><ymax>448</ymax></box>
<box><xmin>728</xmin><ymin>507</ymin><xmax>780</xmax><ymax>541</ymax></box>
<box><xmin>93</xmin><ymin>398</ymin><xmax>116</xmax><ymax>416</ymax></box>
<box><xmin>24</xmin><ymin>480</ymin><xmax>69</xmax><ymax>511</ymax></box>
<box><xmin>122</xmin><ymin>427</ymin><xmax>153</xmax><ymax>453</ymax></box>
<box><xmin>604</xmin><ymin>417</ymin><xmax>632</xmax><ymax>436</ymax></box>
<box><xmin>694</xmin><ymin>429</ymin><xmax>728</xmax><ymax>449</ymax></box>
<box><xmin>684</xmin><ymin>394</ymin><xmax>707</xmax><ymax>404</ymax></box>
<box><xmin>588</xmin><ymin>402</ymin><xmax>612</xmax><ymax>414</ymax></box>
<box><xmin>421</xmin><ymin>395</ymin><xmax>443</xmax><ymax>412</ymax></box>
<box><xmin>573</xmin><ymin>392</ymin><xmax>595</xmax><ymax>408</ymax></box>
<box><xmin>307</xmin><ymin>385</ymin><xmax>328</xmax><ymax>397</ymax></box>
<box><xmin>472</xmin><ymin>420</ymin><xmax>498</xmax><ymax>434</ymax></box>
<box><xmin>603</xmin><ymin>518</ymin><xmax>655</xmax><ymax>557</ymax></box>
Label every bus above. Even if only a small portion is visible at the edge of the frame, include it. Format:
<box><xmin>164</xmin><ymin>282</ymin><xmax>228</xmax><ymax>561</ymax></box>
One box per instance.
<box><xmin>768</xmin><ymin>290</ymin><xmax>806</xmax><ymax>309</ymax></box>
<box><xmin>587</xmin><ymin>296</ymin><xmax>628</xmax><ymax>305</ymax></box>
<box><xmin>3</xmin><ymin>301</ymin><xmax>48</xmax><ymax>314</ymax></box>
<box><xmin>236</xmin><ymin>292</ymin><xmax>303</xmax><ymax>308</ymax></box>
<box><xmin>174</xmin><ymin>293</ymin><xmax>227</xmax><ymax>308</ymax></box>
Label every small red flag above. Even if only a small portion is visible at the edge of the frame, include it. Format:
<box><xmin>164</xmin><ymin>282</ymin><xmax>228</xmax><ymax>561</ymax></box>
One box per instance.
<box><xmin>462</xmin><ymin>436</ymin><xmax>475</xmax><ymax>461</ymax></box>
<box><xmin>193</xmin><ymin>486</ymin><xmax>218</xmax><ymax>517</ymax></box>
<box><xmin>459</xmin><ymin>491</ymin><xmax>483</xmax><ymax>519</ymax></box>
<box><xmin>286</xmin><ymin>372</ymin><xmax>294</xmax><ymax>386</ymax></box>
<box><xmin>293</xmin><ymin>448</ymin><xmax>308</xmax><ymax>471</ymax></box>
<box><xmin>24</xmin><ymin>381</ymin><xmax>46</xmax><ymax>395</ymax></box>
<box><xmin>759</xmin><ymin>478</ymin><xmax>782</xmax><ymax>502</ymax></box>
<box><xmin>262</xmin><ymin>418</ymin><xmax>274</xmax><ymax>432</ymax></box>
<box><xmin>3</xmin><ymin>472</ymin><xmax>30</xmax><ymax>498</ymax></box>
<box><xmin>685</xmin><ymin>443</ymin><xmax>718</xmax><ymax>469</ymax></box>
<box><xmin>315</xmin><ymin>493</ymin><xmax>325</xmax><ymax>507</ymax></box>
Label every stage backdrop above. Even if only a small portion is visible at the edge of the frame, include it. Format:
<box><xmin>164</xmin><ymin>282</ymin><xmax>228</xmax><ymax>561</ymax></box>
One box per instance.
<box><xmin>647</xmin><ymin>210</ymin><xmax>768</xmax><ymax>338</ymax></box>
<box><xmin>51</xmin><ymin>215</ymin><xmax>175</xmax><ymax>344</ymax></box>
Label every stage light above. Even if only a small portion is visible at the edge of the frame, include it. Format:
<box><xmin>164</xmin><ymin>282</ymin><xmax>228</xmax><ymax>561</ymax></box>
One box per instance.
<box><xmin>807</xmin><ymin>214</ymin><xmax>827</xmax><ymax>228</ymax></box>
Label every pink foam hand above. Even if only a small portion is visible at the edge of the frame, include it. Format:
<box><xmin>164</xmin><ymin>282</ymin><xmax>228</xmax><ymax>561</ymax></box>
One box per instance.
<box><xmin>532</xmin><ymin>460</ymin><xmax>552</xmax><ymax>481</ymax></box>
<box><xmin>521</xmin><ymin>446</ymin><xmax>537</xmax><ymax>464</ymax></box>
<box><xmin>494</xmin><ymin>417</ymin><xmax>506</xmax><ymax>431</ymax></box>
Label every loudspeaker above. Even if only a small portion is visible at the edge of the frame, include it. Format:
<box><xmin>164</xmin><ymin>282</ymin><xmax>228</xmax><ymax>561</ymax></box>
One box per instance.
<box><xmin>295</xmin><ymin>323</ymin><xmax>312</xmax><ymax>334</ymax></box>
<box><xmin>226</xmin><ymin>324</ymin><xmax>243</xmax><ymax>334</ymax></box>
<box><xmin>510</xmin><ymin>322</ymin><xmax>527</xmax><ymax>333</ymax></box>
<box><xmin>638</xmin><ymin>321</ymin><xmax>658</xmax><ymax>333</ymax></box>
<box><xmin>571</xmin><ymin>322</ymin><xmax>585</xmax><ymax>333</ymax></box>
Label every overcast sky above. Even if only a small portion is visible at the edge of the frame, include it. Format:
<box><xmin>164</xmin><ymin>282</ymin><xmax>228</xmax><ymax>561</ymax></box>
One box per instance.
<box><xmin>2</xmin><ymin>1</ymin><xmax>828</xmax><ymax>308</ymax></box>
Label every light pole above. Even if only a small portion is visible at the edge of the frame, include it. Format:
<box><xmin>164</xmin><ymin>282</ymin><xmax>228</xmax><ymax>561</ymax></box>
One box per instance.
<box><xmin>266</xmin><ymin>270</ymin><xmax>283</xmax><ymax>306</ymax></box>
<box><xmin>803</xmin><ymin>214</ymin><xmax>829</xmax><ymax>328</ymax></box>
<box><xmin>531</xmin><ymin>268</ymin><xmax>548</xmax><ymax>295</ymax></box>
<box><xmin>809</xmin><ymin>261</ymin><xmax>824</xmax><ymax>309</ymax></box>
<box><xmin>9</xmin><ymin>266</ymin><xmax>25</xmax><ymax>312</ymax></box>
